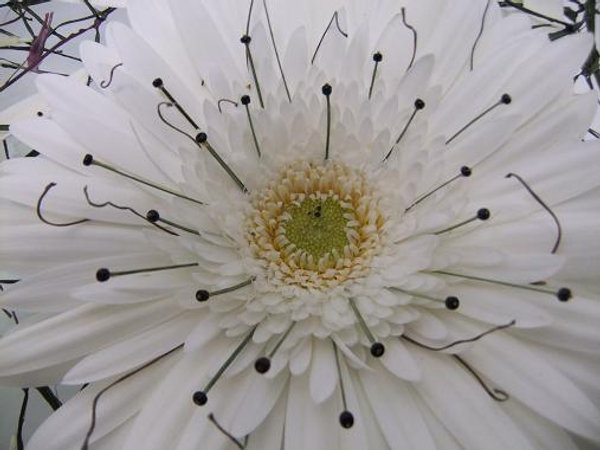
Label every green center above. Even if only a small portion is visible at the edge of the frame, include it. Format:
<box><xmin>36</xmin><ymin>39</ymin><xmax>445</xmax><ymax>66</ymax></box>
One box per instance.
<box><xmin>283</xmin><ymin>197</ymin><xmax>349</xmax><ymax>260</ymax></box>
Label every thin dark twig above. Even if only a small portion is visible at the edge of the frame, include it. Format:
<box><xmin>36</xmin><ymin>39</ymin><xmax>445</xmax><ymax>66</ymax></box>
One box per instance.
<box><xmin>500</xmin><ymin>0</ymin><xmax>574</xmax><ymax>28</ymax></box>
<box><xmin>506</xmin><ymin>173</ymin><xmax>562</xmax><ymax>254</ymax></box>
<box><xmin>217</xmin><ymin>98</ymin><xmax>239</xmax><ymax>113</ymax></box>
<box><xmin>0</xmin><ymin>10</ymin><xmax>115</xmax><ymax>93</ymax></box>
<box><xmin>401</xmin><ymin>320</ymin><xmax>516</xmax><ymax>351</ymax></box>
<box><xmin>20</xmin><ymin>5</ymin><xmax>66</xmax><ymax>40</ymax></box>
<box><xmin>453</xmin><ymin>355</ymin><xmax>509</xmax><ymax>401</ymax></box>
<box><xmin>36</xmin><ymin>386</ymin><xmax>62</xmax><ymax>410</ymax></box>
<box><xmin>208</xmin><ymin>413</ymin><xmax>245</xmax><ymax>449</ymax></box>
<box><xmin>157</xmin><ymin>102</ymin><xmax>198</xmax><ymax>142</ymax></box>
<box><xmin>0</xmin><ymin>9</ymin><xmax>26</xmax><ymax>26</ymax></box>
<box><xmin>401</xmin><ymin>8</ymin><xmax>417</xmax><ymax>71</ymax></box>
<box><xmin>588</xmin><ymin>128</ymin><xmax>600</xmax><ymax>138</ymax></box>
<box><xmin>80</xmin><ymin>345</ymin><xmax>183</xmax><ymax>450</ymax></box>
<box><xmin>3</xmin><ymin>46</ymin><xmax>82</xmax><ymax>62</ymax></box>
<box><xmin>99</xmin><ymin>62</ymin><xmax>123</xmax><ymax>88</ymax></box>
<box><xmin>0</xmin><ymin>57</ymin><xmax>21</xmax><ymax>68</ymax></box>
<box><xmin>53</xmin><ymin>12</ymin><xmax>97</xmax><ymax>31</ymax></box>
<box><xmin>82</xmin><ymin>0</ymin><xmax>101</xmax><ymax>19</ymax></box>
<box><xmin>36</xmin><ymin>183</ymin><xmax>91</xmax><ymax>227</ymax></box>
<box><xmin>16</xmin><ymin>388</ymin><xmax>29</xmax><ymax>450</ymax></box>
<box><xmin>470</xmin><ymin>0</ymin><xmax>491</xmax><ymax>71</ymax></box>
<box><xmin>14</xmin><ymin>5</ymin><xmax>36</xmax><ymax>39</ymax></box>
<box><xmin>311</xmin><ymin>11</ymin><xmax>348</xmax><ymax>65</ymax></box>
<box><xmin>83</xmin><ymin>185</ymin><xmax>178</xmax><ymax>236</ymax></box>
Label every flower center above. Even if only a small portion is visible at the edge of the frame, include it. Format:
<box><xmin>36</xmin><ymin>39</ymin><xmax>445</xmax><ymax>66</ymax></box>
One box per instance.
<box><xmin>282</xmin><ymin>196</ymin><xmax>350</xmax><ymax>260</ymax></box>
<box><xmin>246</xmin><ymin>160</ymin><xmax>386</xmax><ymax>290</ymax></box>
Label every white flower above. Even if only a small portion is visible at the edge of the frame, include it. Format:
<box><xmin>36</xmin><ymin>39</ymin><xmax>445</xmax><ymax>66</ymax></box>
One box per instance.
<box><xmin>1</xmin><ymin>0</ymin><xmax>600</xmax><ymax>449</ymax></box>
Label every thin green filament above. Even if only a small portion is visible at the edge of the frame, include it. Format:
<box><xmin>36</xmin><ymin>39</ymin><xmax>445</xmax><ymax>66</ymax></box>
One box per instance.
<box><xmin>283</xmin><ymin>197</ymin><xmax>349</xmax><ymax>260</ymax></box>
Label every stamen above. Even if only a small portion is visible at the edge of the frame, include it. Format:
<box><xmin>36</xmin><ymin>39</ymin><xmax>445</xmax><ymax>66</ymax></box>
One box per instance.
<box><xmin>453</xmin><ymin>354</ymin><xmax>509</xmax><ymax>401</ymax></box>
<box><xmin>244</xmin><ymin>0</ymin><xmax>255</xmax><ymax>63</ymax></box>
<box><xmin>156</xmin><ymin>102</ymin><xmax>249</xmax><ymax>193</ymax></box>
<box><xmin>99</xmin><ymin>62</ymin><xmax>122</xmax><ymax>89</ymax></box>
<box><xmin>432</xmin><ymin>271</ymin><xmax>572</xmax><ymax>302</ymax></box>
<box><xmin>208</xmin><ymin>413</ymin><xmax>244</xmax><ymax>450</ymax></box>
<box><xmin>192</xmin><ymin>328</ymin><xmax>256</xmax><ymax>406</ymax></box>
<box><xmin>311</xmin><ymin>11</ymin><xmax>348</xmax><ymax>65</ymax></box>
<box><xmin>402</xmin><ymin>320</ymin><xmax>516</xmax><ymax>351</ymax></box>
<box><xmin>333</xmin><ymin>341</ymin><xmax>354</xmax><ymax>429</ymax></box>
<box><xmin>389</xmin><ymin>287</ymin><xmax>460</xmax><ymax>310</ymax></box>
<box><xmin>37</xmin><ymin>183</ymin><xmax>90</xmax><ymax>227</ymax></box>
<box><xmin>146</xmin><ymin>209</ymin><xmax>198</xmax><ymax>236</ymax></box>
<box><xmin>401</xmin><ymin>8</ymin><xmax>417</xmax><ymax>71</ymax></box>
<box><xmin>217</xmin><ymin>98</ymin><xmax>238</xmax><ymax>114</ymax></box>
<box><xmin>81</xmin><ymin>345</ymin><xmax>182</xmax><ymax>450</ymax></box>
<box><xmin>506</xmin><ymin>173</ymin><xmax>562</xmax><ymax>254</ymax></box>
<box><xmin>254</xmin><ymin>321</ymin><xmax>296</xmax><ymax>374</ymax></box>
<box><xmin>262</xmin><ymin>0</ymin><xmax>292</xmax><ymax>102</ymax></box>
<box><xmin>82</xmin><ymin>154</ymin><xmax>205</xmax><ymax>205</ymax></box>
<box><xmin>240</xmin><ymin>35</ymin><xmax>265</xmax><ymax>109</ymax></box>
<box><xmin>241</xmin><ymin>95</ymin><xmax>262</xmax><ymax>158</ymax></box>
<box><xmin>322</xmin><ymin>83</ymin><xmax>332</xmax><ymax>160</ymax></box>
<box><xmin>152</xmin><ymin>78</ymin><xmax>199</xmax><ymax>130</ymax></box>
<box><xmin>347</xmin><ymin>298</ymin><xmax>385</xmax><ymax>357</ymax></box>
<box><xmin>470</xmin><ymin>0</ymin><xmax>491</xmax><ymax>71</ymax></box>
<box><xmin>195</xmin><ymin>133</ymin><xmax>249</xmax><ymax>193</ymax></box>
<box><xmin>434</xmin><ymin>207</ymin><xmax>490</xmax><ymax>235</ymax></box>
<box><xmin>195</xmin><ymin>278</ymin><xmax>254</xmax><ymax>303</ymax></box>
<box><xmin>445</xmin><ymin>94</ymin><xmax>512</xmax><ymax>145</ymax></box>
<box><xmin>368</xmin><ymin>52</ymin><xmax>382</xmax><ymax>100</ymax></box>
<box><xmin>245</xmin><ymin>0</ymin><xmax>255</xmax><ymax>36</ymax></box>
<box><xmin>83</xmin><ymin>186</ymin><xmax>178</xmax><ymax>236</ymax></box>
<box><xmin>95</xmin><ymin>262</ymin><xmax>198</xmax><ymax>282</ymax></box>
<box><xmin>383</xmin><ymin>98</ymin><xmax>425</xmax><ymax>162</ymax></box>
<box><xmin>405</xmin><ymin>166</ymin><xmax>472</xmax><ymax>212</ymax></box>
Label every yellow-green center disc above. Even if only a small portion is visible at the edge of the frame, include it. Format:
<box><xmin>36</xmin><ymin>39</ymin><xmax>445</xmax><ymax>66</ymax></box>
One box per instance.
<box><xmin>283</xmin><ymin>197</ymin><xmax>349</xmax><ymax>260</ymax></box>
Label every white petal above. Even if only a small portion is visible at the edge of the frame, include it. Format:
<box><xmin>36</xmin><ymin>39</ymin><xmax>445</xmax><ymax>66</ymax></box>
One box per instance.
<box><xmin>62</xmin><ymin>313</ymin><xmax>198</xmax><ymax>384</ymax></box>
<box><xmin>359</xmin><ymin>366</ymin><xmax>436</xmax><ymax>450</ymax></box>
<box><xmin>27</xmin><ymin>349</ymin><xmax>177</xmax><ymax>450</ymax></box>
<box><xmin>309</xmin><ymin>338</ymin><xmax>338</xmax><ymax>404</ymax></box>
<box><xmin>466</xmin><ymin>330</ymin><xmax>600</xmax><ymax>441</ymax></box>
<box><xmin>285</xmin><ymin>373</ymin><xmax>339</xmax><ymax>450</ymax></box>
<box><xmin>379</xmin><ymin>338</ymin><xmax>421</xmax><ymax>381</ymax></box>
<box><xmin>411</xmin><ymin>346</ymin><xmax>537</xmax><ymax>450</ymax></box>
<box><xmin>0</xmin><ymin>301</ymin><xmax>177</xmax><ymax>376</ymax></box>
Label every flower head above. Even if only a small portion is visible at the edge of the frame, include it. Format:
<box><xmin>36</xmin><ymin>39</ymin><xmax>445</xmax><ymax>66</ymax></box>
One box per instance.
<box><xmin>1</xmin><ymin>0</ymin><xmax>600</xmax><ymax>449</ymax></box>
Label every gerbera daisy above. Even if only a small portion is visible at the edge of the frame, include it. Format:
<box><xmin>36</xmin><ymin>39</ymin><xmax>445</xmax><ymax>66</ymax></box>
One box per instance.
<box><xmin>1</xmin><ymin>0</ymin><xmax>600</xmax><ymax>449</ymax></box>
